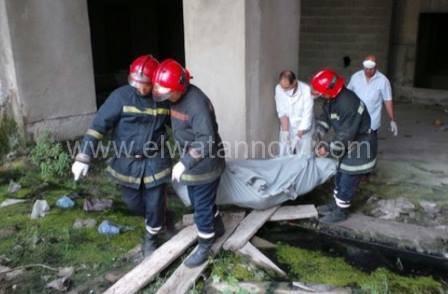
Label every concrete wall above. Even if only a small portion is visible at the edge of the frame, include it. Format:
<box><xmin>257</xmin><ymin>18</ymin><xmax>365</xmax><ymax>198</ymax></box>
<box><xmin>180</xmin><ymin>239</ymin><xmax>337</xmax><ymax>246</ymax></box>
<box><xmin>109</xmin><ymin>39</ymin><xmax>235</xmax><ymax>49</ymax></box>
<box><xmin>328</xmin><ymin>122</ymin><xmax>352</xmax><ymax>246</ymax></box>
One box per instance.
<box><xmin>183</xmin><ymin>0</ymin><xmax>300</xmax><ymax>158</ymax></box>
<box><xmin>246</xmin><ymin>0</ymin><xmax>300</xmax><ymax>156</ymax></box>
<box><xmin>298</xmin><ymin>0</ymin><xmax>393</xmax><ymax>81</ymax></box>
<box><xmin>3</xmin><ymin>0</ymin><xmax>97</xmax><ymax>139</ymax></box>
<box><xmin>183</xmin><ymin>0</ymin><xmax>248</xmax><ymax>158</ymax></box>
<box><xmin>0</xmin><ymin>0</ymin><xmax>22</xmax><ymax>128</ymax></box>
<box><xmin>389</xmin><ymin>0</ymin><xmax>448</xmax><ymax>105</ymax></box>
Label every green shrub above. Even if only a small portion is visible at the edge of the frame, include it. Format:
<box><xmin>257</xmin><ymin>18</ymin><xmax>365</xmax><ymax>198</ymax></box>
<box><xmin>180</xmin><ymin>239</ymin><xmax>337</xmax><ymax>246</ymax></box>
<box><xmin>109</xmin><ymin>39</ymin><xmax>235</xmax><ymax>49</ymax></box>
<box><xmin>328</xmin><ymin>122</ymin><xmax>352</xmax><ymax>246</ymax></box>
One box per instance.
<box><xmin>0</xmin><ymin>115</ymin><xmax>18</xmax><ymax>160</ymax></box>
<box><xmin>29</xmin><ymin>133</ymin><xmax>71</xmax><ymax>181</ymax></box>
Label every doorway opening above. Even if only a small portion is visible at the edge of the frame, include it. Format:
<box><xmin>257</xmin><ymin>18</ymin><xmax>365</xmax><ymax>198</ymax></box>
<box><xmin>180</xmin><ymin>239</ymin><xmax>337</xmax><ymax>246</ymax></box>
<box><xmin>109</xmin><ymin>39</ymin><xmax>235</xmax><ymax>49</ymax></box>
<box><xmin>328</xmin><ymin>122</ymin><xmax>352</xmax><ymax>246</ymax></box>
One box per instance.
<box><xmin>414</xmin><ymin>13</ymin><xmax>448</xmax><ymax>90</ymax></box>
<box><xmin>87</xmin><ymin>0</ymin><xmax>185</xmax><ymax>107</ymax></box>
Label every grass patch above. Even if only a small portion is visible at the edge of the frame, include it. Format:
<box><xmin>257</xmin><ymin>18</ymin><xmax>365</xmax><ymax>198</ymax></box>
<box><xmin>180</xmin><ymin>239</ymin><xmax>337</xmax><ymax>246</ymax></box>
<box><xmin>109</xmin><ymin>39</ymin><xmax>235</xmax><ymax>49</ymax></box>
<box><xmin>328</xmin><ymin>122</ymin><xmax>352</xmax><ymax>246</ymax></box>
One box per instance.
<box><xmin>277</xmin><ymin>244</ymin><xmax>443</xmax><ymax>293</ymax></box>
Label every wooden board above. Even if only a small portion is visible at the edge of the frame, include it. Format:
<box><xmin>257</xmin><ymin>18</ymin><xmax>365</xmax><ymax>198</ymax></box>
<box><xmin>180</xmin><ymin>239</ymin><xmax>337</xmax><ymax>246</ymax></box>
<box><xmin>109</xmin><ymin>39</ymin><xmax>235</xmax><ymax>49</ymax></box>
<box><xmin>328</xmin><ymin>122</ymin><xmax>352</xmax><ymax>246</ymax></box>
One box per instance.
<box><xmin>269</xmin><ymin>205</ymin><xmax>318</xmax><ymax>222</ymax></box>
<box><xmin>103</xmin><ymin>225</ymin><xmax>197</xmax><ymax>294</ymax></box>
<box><xmin>207</xmin><ymin>281</ymin><xmax>351</xmax><ymax>294</ymax></box>
<box><xmin>156</xmin><ymin>212</ymin><xmax>245</xmax><ymax>294</ymax></box>
<box><xmin>237</xmin><ymin>242</ymin><xmax>286</xmax><ymax>277</ymax></box>
<box><xmin>250</xmin><ymin>236</ymin><xmax>277</xmax><ymax>249</ymax></box>
<box><xmin>223</xmin><ymin>206</ymin><xmax>279</xmax><ymax>251</ymax></box>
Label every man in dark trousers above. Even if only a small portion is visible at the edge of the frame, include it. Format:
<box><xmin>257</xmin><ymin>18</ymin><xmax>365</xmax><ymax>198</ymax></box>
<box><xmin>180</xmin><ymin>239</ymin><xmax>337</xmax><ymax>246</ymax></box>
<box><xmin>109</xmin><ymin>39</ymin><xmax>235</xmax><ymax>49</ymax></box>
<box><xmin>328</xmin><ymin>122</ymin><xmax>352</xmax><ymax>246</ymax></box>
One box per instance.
<box><xmin>311</xmin><ymin>69</ymin><xmax>377</xmax><ymax>224</ymax></box>
<box><xmin>152</xmin><ymin>59</ymin><xmax>225</xmax><ymax>268</ymax></box>
<box><xmin>71</xmin><ymin>55</ymin><xmax>172</xmax><ymax>256</ymax></box>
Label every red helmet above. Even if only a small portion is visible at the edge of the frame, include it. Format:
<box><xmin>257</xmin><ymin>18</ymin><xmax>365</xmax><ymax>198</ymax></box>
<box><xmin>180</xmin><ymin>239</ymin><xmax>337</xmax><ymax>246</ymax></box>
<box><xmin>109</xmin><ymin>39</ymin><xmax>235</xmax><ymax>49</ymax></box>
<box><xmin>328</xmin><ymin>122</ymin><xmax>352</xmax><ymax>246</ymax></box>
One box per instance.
<box><xmin>128</xmin><ymin>55</ymin><xmax>159</xmax><ymax>88</ymax></box>
<box><xmin>311</xmin><ymin>69</ymin><xmax>345</xmax><ymax>99</ymax></box>
<box><xmin>152</xmin><ymin>59</ymin><xmax>191</xmax><ymax>98</ymax></box>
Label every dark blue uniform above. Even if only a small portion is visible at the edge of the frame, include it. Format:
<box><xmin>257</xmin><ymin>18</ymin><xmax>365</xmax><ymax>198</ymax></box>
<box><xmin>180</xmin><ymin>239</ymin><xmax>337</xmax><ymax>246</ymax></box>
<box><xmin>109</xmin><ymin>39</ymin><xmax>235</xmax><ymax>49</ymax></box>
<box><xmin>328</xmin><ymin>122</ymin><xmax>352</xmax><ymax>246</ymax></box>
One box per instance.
<box><xmin>316</xmin><ymin>87</ymin><xmax>377</xmax><ymax>208</ymax></box>
<box><xmin>171</xmin><ymin>84</ymin><xmax>225</xmax><ymax>239</ymax></box>
<box><xmin>79</xmin><ymin>85</ymin><xmax>171</xmax><ymax>234</ymax></box>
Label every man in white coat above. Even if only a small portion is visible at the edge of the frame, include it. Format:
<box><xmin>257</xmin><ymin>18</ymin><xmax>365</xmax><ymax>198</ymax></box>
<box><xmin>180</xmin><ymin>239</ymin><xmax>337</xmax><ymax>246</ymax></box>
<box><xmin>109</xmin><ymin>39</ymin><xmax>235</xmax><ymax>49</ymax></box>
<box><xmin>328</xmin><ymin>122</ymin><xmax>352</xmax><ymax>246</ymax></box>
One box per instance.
<box><xmin>347</xmin><ymin>55</ymin><xmax>398</xmax><ymax>136</ymax></box>
<box><xmin>275</xmin><ymin>70</ymin><xmax>314</xmax><ymax>157</ymax></box>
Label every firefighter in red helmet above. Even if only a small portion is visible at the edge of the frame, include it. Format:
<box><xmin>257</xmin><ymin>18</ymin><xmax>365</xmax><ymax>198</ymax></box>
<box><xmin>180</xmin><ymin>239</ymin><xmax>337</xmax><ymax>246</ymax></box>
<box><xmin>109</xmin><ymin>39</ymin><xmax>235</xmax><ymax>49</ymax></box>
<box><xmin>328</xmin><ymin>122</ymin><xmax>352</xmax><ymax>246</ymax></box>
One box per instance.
<box><xmin>311</xmin><ymin>69</ymin><xmax>377</xmax><ymax>223</ymax></box>
<box><xmin>152</xmin><ymin>59</ymin><xmax>226</xmax><ymax>268</ymax></box>
<box><xmin>72</xmin><ymin>55</ymin><xmax>172</xmax><ymax>256</ymax></box>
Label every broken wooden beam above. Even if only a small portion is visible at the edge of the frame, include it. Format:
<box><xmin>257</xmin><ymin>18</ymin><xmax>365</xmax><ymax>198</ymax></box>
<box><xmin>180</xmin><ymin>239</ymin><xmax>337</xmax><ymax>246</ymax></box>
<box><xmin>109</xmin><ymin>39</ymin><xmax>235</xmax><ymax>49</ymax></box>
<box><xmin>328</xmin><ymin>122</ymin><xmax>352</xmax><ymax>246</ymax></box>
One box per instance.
<box><xmin>223</xmin><ymin>206</ymin><xmax>279</xmax><ymax>251</ymax></box>
<box><xmin>250</xmin><ymin>236</ymin><xmax>277</xmax><ymax>250</ymax></box>
<box><xmin>103</xmin><ymin>225</ymin><xmax>197</xmax><ymax>294</ymax></box>
<box><xmin>206</xmin><ymin>281</ymin><xmax>352</xmax><ymax>294</ymax></box>
<box><xmin>156</xmin><ymin>212</ymin><xmax>245</xmax><ymax>294</ymax></box>
<box><xmin>237</xmin><ymin>241</ymin><xmax>286</xmax><ymax>277</ymax></box>
<box><xmin>269</xmin><ymin>205</ymin><xmax>317</xmax><ymax>222</ymax></box>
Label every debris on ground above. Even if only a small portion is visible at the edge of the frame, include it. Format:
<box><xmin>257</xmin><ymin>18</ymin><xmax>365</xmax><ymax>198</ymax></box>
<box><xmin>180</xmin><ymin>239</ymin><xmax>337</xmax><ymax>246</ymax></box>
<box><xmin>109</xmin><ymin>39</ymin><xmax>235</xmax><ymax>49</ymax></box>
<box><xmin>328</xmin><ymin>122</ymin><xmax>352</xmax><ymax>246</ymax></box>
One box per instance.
<box><xmin>104</xmin><ymin>271</ymin><xmax>122</xmax><ymax>283</ymax></box>
<box><xmin>46</xmin><ymin>275</ymin><xmax>71</xmax><ymax>292</ymax></box>
<box><xmin>7</xmin><ymin>180</ymin><xmax>21</xmax><ymax>193</ymax></box>
<box><xmin>57</xmin><ymin>266</ymin><xmax>74</xmax><ymax>278</ymax></box>
<box><xmin>370</xmin><ymin>197</ymin><xmax>416</xmax><ymax>220</ymax></box>
<box><xmin>83</xmin><ymin>198</ymin><xmax>113</xmax><ymax>212</ymax></box>
<box><xmin>419</xmin><ymin>200</ymin><xmax>440</xmax><ymax>215</ymax></box>
<box><xmin>73</xmin><ymin>218</ymin><xmax>97</xmax><ymax>229</ymax></box>
<box><xmin>97</xmin><ymin>220</ymin><xmax>121</xmax><ymax>236</ymax></box>
<box><xmin>0</xmin><ymin>198</ymin><xmax>26</xmax><ymax>208</ymax></box>
<box><xmin>30</xmin><ymin>200</ymin><xmax>50</xmax><ymax>219</ymax></box>
<box><xmin>56</xmin><ymin>196</ymin><xmax>75</xmax><ymax>209</ymax></box>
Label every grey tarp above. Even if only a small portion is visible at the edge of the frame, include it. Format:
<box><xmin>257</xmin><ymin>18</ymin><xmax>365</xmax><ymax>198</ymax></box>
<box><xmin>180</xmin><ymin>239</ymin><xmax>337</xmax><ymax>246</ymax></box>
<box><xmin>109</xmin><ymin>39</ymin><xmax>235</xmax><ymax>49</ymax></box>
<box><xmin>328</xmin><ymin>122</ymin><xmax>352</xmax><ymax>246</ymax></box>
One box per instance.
<box><xmin>173</xmin><ymin>155</ymin><xmax>337</xmax><ymax>209</ymax></box>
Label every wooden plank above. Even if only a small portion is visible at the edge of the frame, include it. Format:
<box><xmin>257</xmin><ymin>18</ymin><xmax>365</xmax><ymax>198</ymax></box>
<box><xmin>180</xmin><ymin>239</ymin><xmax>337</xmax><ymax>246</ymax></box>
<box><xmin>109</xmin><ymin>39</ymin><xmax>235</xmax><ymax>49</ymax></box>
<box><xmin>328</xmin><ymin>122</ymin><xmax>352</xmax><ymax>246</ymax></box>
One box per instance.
<box><xmin>207</xmin><ymin>282</ymin><xmax>351</xmax><ymax>294</ymax></box>
<box><xmin>223</xmin><ymin>206</ymin><xmax>279</xmax><ymax>251</ymax></box>
<box><xmin>103</xmin><ymin>225</ymin><xmax>197</xmax><ymax>294</ymax></box>
<box><xmin>269</xmin><ymin>205</ymin><xmax>317</xmax><ymax>222</ymax></box>
<box><xmin>237</xmin><ymin>242</ymin><xmax>286</xmax><ymax>277</ymax></box>
<box><xmin>250</xmin><ymin>236</ymin><xmax>277</xmax><ymax>249</ymax></box>
<box><xmin>156</xmin><ymin>212</ymin><xmax>245</xmax><ymax>294</ymax></box>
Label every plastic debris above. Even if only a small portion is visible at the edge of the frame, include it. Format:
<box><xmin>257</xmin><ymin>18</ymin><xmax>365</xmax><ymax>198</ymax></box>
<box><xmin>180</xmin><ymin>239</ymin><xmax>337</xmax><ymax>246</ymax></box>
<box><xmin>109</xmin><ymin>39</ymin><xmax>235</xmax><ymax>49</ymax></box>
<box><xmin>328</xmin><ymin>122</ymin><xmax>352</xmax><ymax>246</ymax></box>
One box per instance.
<box><xmin>56</xmin><ymin>196</ymin><xmax>75</xmax><ymax>209</ymax></box>
<box><xmin>0</xmin><ymin>198</ymin><xmax>26</xmax><ymax>208</ymax></box>
<box><xmin>83</xmin><ymin>198</ymin><xmax>113</xmax><ymax>212</ymax></box>
<box><xmin>73</xmin><ymin>218</ymin><xmax>97</xmax><ymax>229</ymax></box>
<box><xmin>30</xmin><ymin>200</ymin><xmax>50</xmax><ymax>219</ymax></box>
<box><xmin>98</xmin><ymin>220</ymin><xmax>121</xmax><ymax>236</ymax></box>
<box><xmin>57</xmin><ymin>266</ymin><xmax>74</xmax><ymax>278</ymax></box>
<box><xmin>8</xmin><ymin>180</ymin><xmax>21</xmax><ymax>193</ymax></box>
<box><xmin>46</xmin><ymin>276</ymin><xmax>70</xmax><ymax>292</ymax></box>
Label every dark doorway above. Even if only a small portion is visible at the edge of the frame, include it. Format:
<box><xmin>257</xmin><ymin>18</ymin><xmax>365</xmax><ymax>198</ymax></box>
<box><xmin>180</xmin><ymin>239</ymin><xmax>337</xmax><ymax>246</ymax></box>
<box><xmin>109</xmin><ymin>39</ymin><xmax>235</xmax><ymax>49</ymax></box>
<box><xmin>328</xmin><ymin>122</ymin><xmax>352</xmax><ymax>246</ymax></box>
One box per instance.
<box><xmin>414</xmin><ymin>13</ymin><xmax>448</xmax><ymax>90</ymax></box>
<box><xmin>87</xmin><ymin>0</ymin><xmax>185</xmax><ymax>107</ymax></box>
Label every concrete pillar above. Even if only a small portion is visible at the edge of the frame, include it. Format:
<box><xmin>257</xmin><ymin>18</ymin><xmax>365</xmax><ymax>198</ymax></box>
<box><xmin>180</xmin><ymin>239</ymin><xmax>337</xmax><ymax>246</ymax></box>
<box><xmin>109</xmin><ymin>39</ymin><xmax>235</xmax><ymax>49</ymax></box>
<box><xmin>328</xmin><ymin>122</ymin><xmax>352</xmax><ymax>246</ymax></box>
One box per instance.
<box><xmin>1</xmin><ymin>0</ymin><xmax>96</xmax><ymax>140</ymax></box>
<box><xmin>0</xmin><ymin>0</ymin><xmax>22</xmax><ymax>129</ymax></box>
<box><xmin>183</xmin><ymin>0</ymin><xmax>300</xmax><ymax>158</ymax></box>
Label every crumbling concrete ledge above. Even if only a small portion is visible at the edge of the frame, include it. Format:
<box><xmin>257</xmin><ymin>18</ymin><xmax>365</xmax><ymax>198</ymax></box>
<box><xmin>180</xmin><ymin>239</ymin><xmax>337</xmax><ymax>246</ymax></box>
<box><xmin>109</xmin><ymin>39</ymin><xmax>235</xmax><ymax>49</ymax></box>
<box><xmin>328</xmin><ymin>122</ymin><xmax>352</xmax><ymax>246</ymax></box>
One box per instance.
<box><xmin>297</xmin><ymin>214</ymin><xmax>448</xmax><ymax>258</ymax></box>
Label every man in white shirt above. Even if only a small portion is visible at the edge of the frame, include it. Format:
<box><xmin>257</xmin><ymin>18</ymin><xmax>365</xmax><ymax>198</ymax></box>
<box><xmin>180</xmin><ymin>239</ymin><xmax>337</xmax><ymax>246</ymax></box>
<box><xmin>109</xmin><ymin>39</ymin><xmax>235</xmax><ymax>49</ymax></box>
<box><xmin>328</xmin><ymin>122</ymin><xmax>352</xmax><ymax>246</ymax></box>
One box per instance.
<box><xmin>275</xmin><ymin>70</ymin><xmax>314</xmax><ymax>157</ymax></box>
<box><xmin>347</xmin><ymin>55</ymin><xmax>398</xmax><ymax>136</ymax></box>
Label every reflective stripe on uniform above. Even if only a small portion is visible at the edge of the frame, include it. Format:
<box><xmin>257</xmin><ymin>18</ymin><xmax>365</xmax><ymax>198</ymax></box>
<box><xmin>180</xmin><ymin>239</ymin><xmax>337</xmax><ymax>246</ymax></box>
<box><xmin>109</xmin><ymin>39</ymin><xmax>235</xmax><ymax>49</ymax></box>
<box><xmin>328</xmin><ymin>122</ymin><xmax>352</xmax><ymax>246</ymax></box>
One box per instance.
<box><xmin>106</xmin><ymin>166</ymin><xmax>141</xmax><ymax>184</ymax></box>
<box><xmin>357</xmin><ymin>102</ymin><xmax>365</xmax><ymax>115</ymax></box>
<box><xmin>340</xmin><ymin>158</ymin><xmax>377</xmax><ymax>173</ymax></box>
<box><xmin>123</xmin><ymin>106</ymin><xmax>170</xmax><ymax>116</ymax></box>
<box><xmin>181</xmin><ymin>165</ymin><xmax>224</xmax><ymax>183</ymax></box>
<box><xmin>197</xmin><ymin>230</ymin><xmax>215</xmax><ymax>239</ymax></box>
<box><xmin>106</xmin><ymin>166</ymin><xmax>171</xmax><ymax>185</ymax></box>
<box><xmin>317</xmin><ymin>120</ymin><xmax>329</xmax><ymax>130</ymax></box>
<box><xmin>146</xmin><ymin>225</ymin><xmax>162</xmax><ymax>235</ymax></box>
<box><xmin>86</xmin><ymin>129</ymin><xmax>104</xmax><ymax>140</ymax></box>
<box><xmin>143</xmin><ymin>167</ymin><xmax>172</xmax><ymax>184</ymax></box>
<box><xmin>333</xmin><ymin>194</ymin><xmax>351</xmax><ymax>208</ymax></box>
